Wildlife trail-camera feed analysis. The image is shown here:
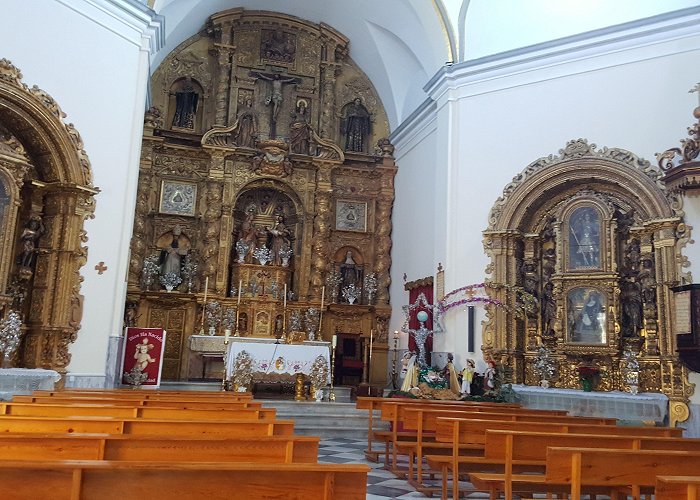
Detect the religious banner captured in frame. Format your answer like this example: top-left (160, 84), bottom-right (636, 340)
top-left (120, 328), bottom-right (166, 388)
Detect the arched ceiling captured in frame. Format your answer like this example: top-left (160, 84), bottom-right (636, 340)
top-left (149, 0), bottom-right (455, 130)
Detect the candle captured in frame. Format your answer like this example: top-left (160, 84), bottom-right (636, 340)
top-left (224, 328), bottom-right (231, 342)
top-left (236, 279), bottom-right (242, 307)
top-left (283, 283), bottom-right (287, 309)
top-left (203, 276), bottom-right (209, 303)
top-left (332, 334), bottom-right (337, 348)
top-left (369, 329), bottom-right (374, 359)
top-left (320, 286), bottom-right (325, 310)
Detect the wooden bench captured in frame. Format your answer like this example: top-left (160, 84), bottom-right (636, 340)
top-left (0, 402), bottom-right (276, 420)
top-left (13, 395), bottom-right (263, 409)
top-left (0, 415), bottom-right (295, 436)
top-left (0, 433), bottom-right (320, 463)
top-left (396, 407), bottom-right (614, 495)
top-left (656, 475), bottom-right (700, 500)
top-left (461, 430), bottom-right (700, 500)
top-left (355, 396), bottom-right (520, 461)
top-left (0, 460), bottom-right (369, 499)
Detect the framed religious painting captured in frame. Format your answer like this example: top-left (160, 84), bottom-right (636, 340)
top-left (566, 286), bottom-right (607, 344)
top-left (159, 180), bottom-right (197, 216)
top-left (567, 205), bottom-right (602, 271)
top-left (335, 200), bottom-right (367, 232)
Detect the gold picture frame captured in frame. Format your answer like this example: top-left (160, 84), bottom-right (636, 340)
top-left (159, 180), bottom-right (197, 216)
top-left (335, 200), bottom-right (367, 232)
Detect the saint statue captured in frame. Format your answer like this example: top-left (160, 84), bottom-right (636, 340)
top-left (289, 99), bottom-right (311, 154)
top-left (17, 216), bottom-right (45, 269)
top-left (234, 97), bottom-right (258, 148)
top-left (159, 226), bottom-right (188, 278)
top-left (341, 98), bottom-right (371, 152)
top-left (172, 84), bottom-right (199, 129)
top-left (266, 215), bottom-right (291, 266)
top-left (252, 72), bottom-right (298, 123)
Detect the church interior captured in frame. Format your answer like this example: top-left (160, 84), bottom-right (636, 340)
top-left (2, 1), bottom-right (700, 498)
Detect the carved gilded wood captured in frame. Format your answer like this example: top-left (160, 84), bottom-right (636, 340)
top-left (0, 59), bottom-right (97, 373)
top-left (484, 139), bottom-right (694, 422)
top-left (128, 10), bottom-right (395, 384)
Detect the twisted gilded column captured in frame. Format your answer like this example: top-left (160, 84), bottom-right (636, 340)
top-left (319, 62), bottom-right (340, 140)
top-left (309, 163), bottom-right (333, 296)
top-left (213, 22), bottom-right (233, 126)
top-left (374, 163), bottom-right (396, 305)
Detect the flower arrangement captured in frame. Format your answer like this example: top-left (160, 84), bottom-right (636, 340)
top-left (436, 282), bottom-right (535, 319)
top-left (141, 254), bottom-right (160, 290)
top-left (159, 272), bottom-right (182, 292)
top-left (253, 246), bottom-right (272, 266)
top-left (533, 345), bottom-right (556, 386)
top-left (342, 283), bottom-right (359, 304)
top-left (0, 311), bottom-right (23, 367)
top-left (363, 273), bottom-right (378, 304)
top-left (181, 255), bottom-right (198, 293)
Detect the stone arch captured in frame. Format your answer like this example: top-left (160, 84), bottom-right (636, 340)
top-left (483, 139), bottom-right (693, 413)
top-left (0, 59), bottom-right (97, 372)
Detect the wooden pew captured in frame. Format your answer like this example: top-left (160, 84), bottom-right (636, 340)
top-left (33, 389), bottom-right (252, 398)
top-left (0, 433), bottom-right (319, 463)
top-left (355, 396), bottom-right (520, 461)
top-left (397, 407), bottom-right (614, 495)
top-left (544, 447), bottom-right (700, 500)
top-left (435, 417), bottom-right (682, 500)
top-left (656, 475), bottom-right (700, 500)
top-left (0, 460), bottom-right (369, 500)
top-left (13, 395), bottom-right (263, 409)
top-left (0, 402), bottom-right (277, 420)
top-left (0, 416), bottom-right (295, 436)
top-left (377, 400), bottom-right (564, 471)
top-left (463, 430), bottom-right (700, 500)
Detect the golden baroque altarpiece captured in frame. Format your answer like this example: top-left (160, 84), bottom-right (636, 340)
top-left (483, 139), bottom-right (695, 423)
top-left (0, 59), bottom-right (97, 374)
top-left (126, 9), bottom-right (395, 382)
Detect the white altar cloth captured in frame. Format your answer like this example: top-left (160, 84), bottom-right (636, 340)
top-left (511, 384), bottom-right (669, 424)
top-left (0, 368), bottom-right (62, 400)
top-left (224, 340), bottom-right (331, 384)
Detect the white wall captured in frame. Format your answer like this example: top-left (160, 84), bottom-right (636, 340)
top-left (0, 0), bottom-right (162, 385)
top-left (462, 0), bottom-right (700, 61)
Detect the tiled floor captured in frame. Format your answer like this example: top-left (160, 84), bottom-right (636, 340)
top-left (317, 438), bottom-right (489, 499)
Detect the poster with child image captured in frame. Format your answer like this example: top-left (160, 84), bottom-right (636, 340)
top-left (121, 327), bottom-right (166, 388)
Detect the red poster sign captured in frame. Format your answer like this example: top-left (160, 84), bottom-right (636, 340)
top-left (121, 327), bottom-right (166, 388)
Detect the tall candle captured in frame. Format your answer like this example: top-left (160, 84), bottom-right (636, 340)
top-left (236, 279), bottom-right (242, 306)
top-left (203, 276), bottom-right (209, 303)
top-left (320, 286), bottom-right (325, 310)
top-left (369, 329), bottom-right (374, 359)
top-left (224, 328), bottom-right (231, 342)
top-left (283, 283), bottom-right (287, 309)
top-left (332, 334), bottom-right (337, 348)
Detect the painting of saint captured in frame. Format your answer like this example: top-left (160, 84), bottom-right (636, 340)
top-left (568, 206), bottom-right (601, 270)
top-left (567, 287), bottom-right (606, 344)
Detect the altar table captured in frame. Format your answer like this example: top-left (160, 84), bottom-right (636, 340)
top-left (511, 384), bottom-right (669, 425)
top-left (224, 338), bottom-right (331, 386)
top-left (0, 368), bottom-right (61, 400)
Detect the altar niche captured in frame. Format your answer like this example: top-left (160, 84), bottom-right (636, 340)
top-left (483, 139), bottom-right (693, 422)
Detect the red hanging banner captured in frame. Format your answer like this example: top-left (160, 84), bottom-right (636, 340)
top-left (120, 327), bottom-right (167, 388)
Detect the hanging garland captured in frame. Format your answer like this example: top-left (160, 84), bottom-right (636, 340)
top-left (437, 282), bottom-right (536, 318)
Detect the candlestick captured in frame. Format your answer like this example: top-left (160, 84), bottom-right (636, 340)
top-left (283, 283), bottom-right (287, 309)
top-left (224, 328), bottom-right (231, 343)
top-left (368, 328), bottom-right (374, 383)
top-left (199, 276), bottom-right (210, 335)
top-left (203, 276), bottom-right (209, 302)
top-left (235, 279), bottom-right (242, 337)
top-left (332, 334), bottom-right (337, 348)
top-left (320, 286), bottom-right (325, 310)
top-left (236, 279), bottom-right (242, 306)
top-left (319, 285), bottom-right (325, 340)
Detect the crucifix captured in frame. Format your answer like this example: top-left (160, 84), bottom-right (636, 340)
top-left (250, 71), bottom-right (299, 138)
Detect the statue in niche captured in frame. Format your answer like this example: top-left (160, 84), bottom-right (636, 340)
top-left (236, 210), bottom-right (260, 264)
top-left (339, 250), bottom-right (361, 287)
top-left (620, 278), bottom-right (642, 337)
top-left (265, 215), bottom-right (291, 266)
top-left (251, 72), bottom-right (299, 123)
top-left (233, 97), bottom-right (258, 148)
top-left (17, 216), bottom-right (45, 270)
top-left (541, 282), bottom-right (557, 338)
top-left (569, 208), bottom-right (600, 269)
top-left (341, 98), bottom-right (371, 152)
top-left (159, 226), bottom-right (188, 278)
top-left (569, 288), bottom-right (605, 343)
top-left (289, 99), bottom-right (311, 154)
top-left (260, 29), bottom-right (296, 63)
top-left (172, 83), bottom-right (199, 129)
